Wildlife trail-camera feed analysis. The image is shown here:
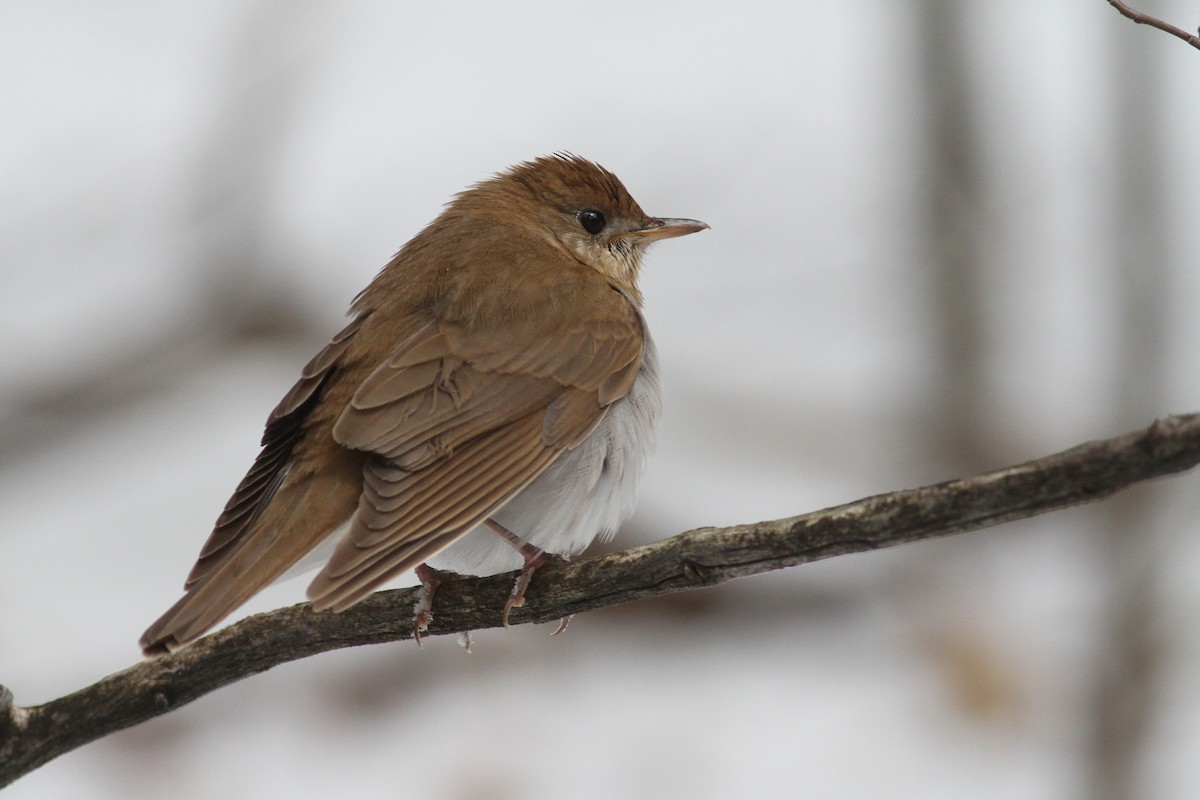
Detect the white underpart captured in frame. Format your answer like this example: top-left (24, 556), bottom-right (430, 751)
top-left (278, 331), bottom-right (661, 583)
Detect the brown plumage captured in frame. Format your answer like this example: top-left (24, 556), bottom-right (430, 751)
top-left (140, 154), bottom-right (706, 655)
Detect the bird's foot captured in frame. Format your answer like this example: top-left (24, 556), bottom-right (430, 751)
top-left (413, 563), bottom-right (461, 647)
top-left (482, 518), bottom-right (571, 632)
top-left (503, 545), bottom-right (567, 628)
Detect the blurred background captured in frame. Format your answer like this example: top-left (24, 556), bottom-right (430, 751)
top-left (3, 1), bottom-right (1199, 798)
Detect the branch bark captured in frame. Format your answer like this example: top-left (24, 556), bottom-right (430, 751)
top-left (1106, 0), bottom-right (1200, 51)
top-left (4, 413), bottom-right (1200, 787)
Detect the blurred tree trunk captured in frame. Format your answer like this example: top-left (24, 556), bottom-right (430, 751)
top-left (1086, 20), bottom-right (1171, 800)
top-left (907, 0), bottom-right (1035, 740)
top-left (915, 0), bottom-right (993, 476)
top-left (183, 0), bottom-right (336, 344)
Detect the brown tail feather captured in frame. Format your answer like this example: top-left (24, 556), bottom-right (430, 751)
top-left (140, 461), bottom-right (360, 656)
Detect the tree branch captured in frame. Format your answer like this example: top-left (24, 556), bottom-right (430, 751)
top-left (1106, 0), bottom-right (1200, 51)
top-left (4, 413), bottom-right (1200, 787)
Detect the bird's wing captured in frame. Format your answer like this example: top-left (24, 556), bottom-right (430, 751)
top-left (306, 292), bottom-right (644, 611)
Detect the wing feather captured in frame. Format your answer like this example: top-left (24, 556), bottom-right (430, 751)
top-left (183, 317), bottom-right (363, 588)
top-left (306, 290), bottom-right (645, 612)
top-left (308, 410), bottom-right (558, 609)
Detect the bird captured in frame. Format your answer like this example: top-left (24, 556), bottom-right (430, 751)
top-left (140, 154), bottom-right (708, 656)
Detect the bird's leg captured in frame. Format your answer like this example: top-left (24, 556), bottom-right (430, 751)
top-left (483, 519), bottom-right (569, 629)
top-left (550, 614), bottom-right (573, 636)
top-left (412, 563), bottom-right (460, 647)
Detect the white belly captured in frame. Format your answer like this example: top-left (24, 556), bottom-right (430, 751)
top-left (426, 334), bottom-right (662, 575)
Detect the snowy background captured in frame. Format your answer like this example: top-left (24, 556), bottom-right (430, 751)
top-left (3, 2), bottom-right (1200, 798)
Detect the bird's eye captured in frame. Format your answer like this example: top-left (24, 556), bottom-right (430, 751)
top-left (578, 209), bottom-right (606, 235)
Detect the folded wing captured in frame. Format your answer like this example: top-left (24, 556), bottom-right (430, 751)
top-left (307, 294), bottom-right (644, 611)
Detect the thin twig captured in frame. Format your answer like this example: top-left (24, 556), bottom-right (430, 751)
top-left (3, 413), bottom-right (1200, 787)
top-left (1106, 0), bottom-right (1200, 51)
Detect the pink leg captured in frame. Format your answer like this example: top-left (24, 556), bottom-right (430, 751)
top-left (412, 563), bottom-right (459, 647)
top-left (483, 519), bottom-right (568, 629)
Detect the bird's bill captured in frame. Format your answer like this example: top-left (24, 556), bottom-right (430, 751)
top-left (628, 217), bottom-right (710, 242)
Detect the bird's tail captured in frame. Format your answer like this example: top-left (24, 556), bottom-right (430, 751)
top-left (139, 465), bottom-right (358, 656)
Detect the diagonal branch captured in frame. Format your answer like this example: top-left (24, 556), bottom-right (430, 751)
top-left (1106, 0), bottom-right (1200, 51)
top-left (4, 413), bottom-right (1200, 787)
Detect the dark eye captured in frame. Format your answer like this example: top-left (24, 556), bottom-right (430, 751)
top-left (578, 209), bottom-right (606, 235)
